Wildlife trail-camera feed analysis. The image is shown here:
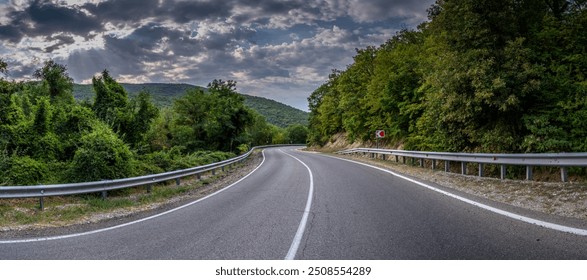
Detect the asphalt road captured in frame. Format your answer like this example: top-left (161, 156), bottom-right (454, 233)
top-left (1, 146), bottom-right (586, 259)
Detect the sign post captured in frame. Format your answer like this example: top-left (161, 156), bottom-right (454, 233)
top-left (375, 130), bottom-right (385, 149)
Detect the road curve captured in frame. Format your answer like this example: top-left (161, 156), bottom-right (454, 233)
top-left (1, 147), bottom-right (586, 259)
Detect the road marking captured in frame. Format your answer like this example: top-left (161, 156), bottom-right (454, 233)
top-left (326, 155), bottom-right (587, 236)
top-left (0, 150), bottom-right (269, 244)
top-left (280, 149), bottom-right (314, 260)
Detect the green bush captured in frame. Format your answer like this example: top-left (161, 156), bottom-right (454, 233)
top-left (1, 156), bottom-right (48, 185)
top-left (67, 123), bottom-right (134, 182)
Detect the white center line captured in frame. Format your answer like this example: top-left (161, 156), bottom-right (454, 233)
top-left (280, 149), bottom-right (314, 260)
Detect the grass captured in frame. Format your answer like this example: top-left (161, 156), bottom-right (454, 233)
top-left (0, 161), bottom-right (246, 230)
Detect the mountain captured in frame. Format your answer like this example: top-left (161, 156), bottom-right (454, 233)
top-left (73, 83), bottom-right (308, 127)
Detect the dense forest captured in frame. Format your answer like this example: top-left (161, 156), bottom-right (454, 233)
top-left (0, 60), bottom-right (308, 185)
top-left (308, 0), bottom-right (587, 153)
top-left (73, 83), bottom-right (309, 127)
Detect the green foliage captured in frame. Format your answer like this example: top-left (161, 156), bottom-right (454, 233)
top-left (67, 122), bottom-right (134, 182)
top-left (33, 59), bottom-right (75, 104)
top-left (91, 71), bottom-right (158, 148)
top-left (247, 111), bottom-right (276, 146)
top-left (285, 124), bottom-right (309, 144)
top-left (171, 80), bottom-right (254, 152)
top-left (308, 0), bottom-right (587, 153)
top-left (0, 60), bottom-right (294, 186)
top-left (1, 156), bottom-right (48, 185)
top-left (92, 70), bottom-right (128, 123)
top-left (0, 58), bottom-right (7, 74)
top-left (73, 83), bottom-right (308, 128)
top-left (139, 148), bottom-right (235, 172)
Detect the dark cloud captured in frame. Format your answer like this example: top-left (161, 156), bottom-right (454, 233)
top-left (0, 0), bottom-right (435, 110)
top-left (166, 0), bottom-right (233, 23)
top-left (25, 0), bottom-right (102, 36)
top-left (82, 0), bottom-right (160, 22)
top-left (44, 33), bottom-right (76, 53)
top-left (0, 0), bottom-right (101, 42)
top-left (0, 25), bottom-right (21, 43)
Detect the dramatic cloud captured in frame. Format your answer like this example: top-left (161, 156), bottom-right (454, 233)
top-left (0, 0), bottom-right (435, 110)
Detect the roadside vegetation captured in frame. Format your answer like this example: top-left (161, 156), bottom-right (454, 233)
top-left (0, 59), bottom-right (308, 186)
top-left (308, 0), bottom-right (587, 154)
top-left (0, 156), bottom-right (256, 229)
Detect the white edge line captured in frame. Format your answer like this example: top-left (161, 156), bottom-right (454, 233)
top-left (280, 149), bottom-right (314, 260)
top-left (0, 150), bottom-right (268, 244)
top-left (323, 154), bottom-right (587, 237)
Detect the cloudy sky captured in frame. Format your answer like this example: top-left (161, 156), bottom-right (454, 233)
top-left (0, 0), bottom-right (434, 110)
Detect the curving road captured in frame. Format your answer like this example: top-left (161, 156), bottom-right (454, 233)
top-left (1, 146), bottom-right (586, 259)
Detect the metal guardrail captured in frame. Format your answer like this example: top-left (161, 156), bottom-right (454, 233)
top-left (0, 145), bottom-right (303, 209)
top-left (338, 148), bottom-right (587, 182)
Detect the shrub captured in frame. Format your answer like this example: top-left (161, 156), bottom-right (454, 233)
top-left (1, 156), bottom-right (48, 185)
top-left (67, 123), bottom-right (134, 182)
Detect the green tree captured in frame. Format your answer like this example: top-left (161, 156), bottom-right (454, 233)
top-left (123, 91), bottom-right (159, 149)
top-left (247, 111), bottom-right (277, 146)
top-left (172, 80), bottom-right (254, 152)
top-left (92, 70), bottom-right (128, 124)
top-left (285, 124), bottom-right (308, 144)
top-left (33, 59), bottom-right (75, 104)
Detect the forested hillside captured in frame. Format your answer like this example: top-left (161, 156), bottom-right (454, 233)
top-left (242, 95), bottom-right (308, 127)
top-left (73, 83), bottom-right (309, 128)
top-left (1, 61), bottom-right (308, 185)
top-left (308, 0), bottom-right (587, 153)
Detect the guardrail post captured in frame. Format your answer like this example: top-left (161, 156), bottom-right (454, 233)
top-left (500, 165), bottom-right (506, 179)
top-left (212, 169), bottom-right (216, 176)
top-left (402, 157), bottom-right (406, 164)
top-left (561, 167), bottom-right (568, 182)
top-left (197, 174), bottom-right (201, 180)
top-left (526, 166), bottom-right (533, 180)
top-left (445, 161), bottom-right (450, 172)
top-left (432, 159), bottom-right (436, 170)
top-left (382, 154), bottom-right (386, 161)
top-left (419, 158), bottom-right (424, 167)
top-left (395, 155), bottom-right (399, 162)
top-left (176, 178), bottom-right (181, 186)
top-left (39, 190), bottom-right (44, 211)
top-left (101, 191), bottom-right (107, 200)
top-left (478, 163), bottom-right (484, 177)
top-left (461, 162), bottom-right (467, 175)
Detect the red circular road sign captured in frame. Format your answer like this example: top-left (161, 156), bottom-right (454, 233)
top-left (375, 130), bottom-right (385, 138)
